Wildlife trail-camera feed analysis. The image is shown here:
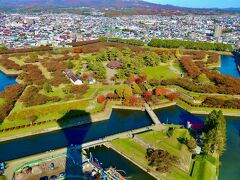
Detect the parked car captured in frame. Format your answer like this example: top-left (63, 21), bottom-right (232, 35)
top-left (59, 172), bottom-right (66, 178)
top-left (0, 163), bottom-right (6, 170)
top-left (50, 175), bottom-right (57, 180)
top-left (40, 176), bottom-right (48, 180)
top-left (50, 163), bottom-right (55, 170)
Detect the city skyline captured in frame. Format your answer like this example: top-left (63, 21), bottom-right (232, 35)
top-left (146, 0), bottom-right (240, 8)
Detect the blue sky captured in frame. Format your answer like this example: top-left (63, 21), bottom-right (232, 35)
top-left (145, 0), bottom-right (240, 8)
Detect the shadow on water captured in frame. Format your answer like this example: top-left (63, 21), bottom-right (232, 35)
top-left (0, 109), bottom-right (152, 161)
top-left (57, 110), bottom-right (155, 180)
top-left (87, 146), bottom-right (156, 180)
top-left (0, 108), bottom-right (156, 179)
top-left (56, 110), bottom-right (91, 179)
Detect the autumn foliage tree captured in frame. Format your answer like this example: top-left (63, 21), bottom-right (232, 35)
top-left (97, 95), bottom-right (106, 103)
top-left (180, 56), bottom-right (200, 78)
top-left (155, 87), bottom-right (168, 96)
top-left (0, 84), bottom-right (25, 121)
top-left (143, 91), bottom-right (153, 101)
top-left (69, 84), bottom-right (89, 95)
top-left (123, 87), bottom-right (133, 99)
top-left (73, 47), bottom-right (84, 53)
top-left (20, 86), bottom-right (49, 107)
top-left (18, 64), bottom-right (47, 86)
top-left (166, 92), bottom-right (180, 101)
top-left (106, 92), bottom-right (116, 99)
top-left (127, 75), bottom-right (137, 84)
top-left (0, 57), bottom-right (21, 70)
top-left (123, 96), bottom-right (142, 106)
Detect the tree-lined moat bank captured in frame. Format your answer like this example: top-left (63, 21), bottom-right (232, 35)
top-left (233, 49), bottom-right (240, 73)
top-left (1, 98), bottom-right (240, 142)
top-left (0, 39), bottom-right (240, 180)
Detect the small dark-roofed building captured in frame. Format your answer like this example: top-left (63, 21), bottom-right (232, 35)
top-left (63, 69), bottom-right (83, 85)
top-left (107, 60), bottom-right (123, 69)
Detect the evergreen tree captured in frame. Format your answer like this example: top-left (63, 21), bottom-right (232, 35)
top-left (67, 61), bottom-right (74, 69)
top-left (215, 111), bottom-right (226, 155)
top-left (43, 82), bottom-right (53, 93)
top-left (142, 52), bottom-right (159, 66)
top-left (203, 110), bottom-right (226, 156)
top-left (96, 51), bottom-right (108, 61)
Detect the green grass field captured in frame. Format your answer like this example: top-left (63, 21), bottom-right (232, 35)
top-left (192, 160), bottom-right (216, 180)
top-left (110, 130), bottom-right (194, 180)
top-left (176, 98), bottom-right (240, 115)
top-left (0, 175), bottom-right (6, 180)
top-left (0, 98), bottom-right (4, 106)
top-left (8, 56), bottom-right (26, 66)
top-left (110, 138), bottom-right (164, 178)
top-left (167, 167), bottom-right (192, 180)
top-left (139, 129), bottom-right (191, 161)
top-left (35, 62), bottom-right (52, 79)
top-left (5, 99), bottom-right (89, 122)
top-left (172, 61), bottom-right (184, 73)
top-left (40, 84), bottom-right (67, 98)
top-left (111, 138), bottom-right (148, 166)
top-left (142, 65), bottom-right (179, 80)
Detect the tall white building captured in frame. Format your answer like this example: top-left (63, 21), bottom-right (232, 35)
top-left (214, 25), bottom-right (223, 38)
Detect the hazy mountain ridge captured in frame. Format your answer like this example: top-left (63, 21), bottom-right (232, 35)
top-left (0, 0), bottom-right (181, 10)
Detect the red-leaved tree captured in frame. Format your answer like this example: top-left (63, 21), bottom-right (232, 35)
top-left (97, 95), bottom-right (106, 103)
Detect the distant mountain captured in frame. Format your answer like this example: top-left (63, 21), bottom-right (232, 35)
top-left (0, 0), bottom-right (181, 10)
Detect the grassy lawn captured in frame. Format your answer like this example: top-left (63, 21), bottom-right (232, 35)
top-left (8, 56), bottom-right (26, 66)
top-left (177, 98), bottom-right (240, 114)
top-left (40, 84), bottom-right (67, 98)
top-left (167, 83), bottom-right (240, 99)
top-left (208, 61), bottom-right (221, 69)
top-left (1, 83), bottom-right (119, 132)
top-left (98, 84), bottom-right (127, 91)
top-left (0, 65), bottom-right (20, 74)
top-left (0, 175), bottom-right (6, 180)
top-left (0, 98), bottom-right (4, 106)
top-left (5, 99), bottom-right (89, 122)
top-left (0, 99), bottom-right (92, 138)
top-left (0, 120), bottom-right (59, 138)
top-left (35, 62), bottom-right (52, 79)
top-left (111, 138), bottom-right (148, 166)
top-left (110, 136), bottom-right (193, 179)
top-left (167, 85), bottom-right (204, 97)
top-left (110, 138), bottom-right (163, 178)
top-left (142, 65), bottom-right (179, 80)
top-left (89, 103), bottom-right (103, 114)
top-left (207, 55), bottom-right (221, 69)
top-left (167, 167), bottom-right (192, 180)
top-left (139, 129), bottom-right (192, 161)
top-left (192, 160), bottom-right (216, 180)
top-left (113, 129), bottom-right (216, 180)
top-left (83, 86), bottom-right (99, 99)
top-left (172, 61), bottom-right (184, 73)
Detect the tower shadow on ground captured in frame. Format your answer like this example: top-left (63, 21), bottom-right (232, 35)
top-left (53, 109), bottom-right (95, 179)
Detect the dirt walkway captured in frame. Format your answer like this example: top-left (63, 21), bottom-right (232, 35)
top-left (169, 59), bottom-right (181, 75)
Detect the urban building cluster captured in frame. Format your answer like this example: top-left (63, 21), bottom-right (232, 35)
top-left (0, 12), bottom-right (239, 48)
